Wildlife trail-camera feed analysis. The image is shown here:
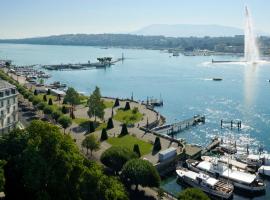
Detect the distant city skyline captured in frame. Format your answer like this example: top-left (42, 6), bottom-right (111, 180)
top-left (0, 0), bottom-right (269, 38)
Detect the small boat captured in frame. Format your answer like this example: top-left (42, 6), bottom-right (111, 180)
top-left (212, 78), bottom-right (223, 81)
top-left (186, 159), bottom-right (265, 193)
top-left (258, 166), bottom-right (270, 176)
top-left (176, 167), bottom-right (234, 199)
top-left (172, 52), bottom-right (179, 56)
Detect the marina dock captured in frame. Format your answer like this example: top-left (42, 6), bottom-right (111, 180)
top-left (43, 57), bottom-right (124, 70)
top-left (151, 115), bottom-right (205, 137)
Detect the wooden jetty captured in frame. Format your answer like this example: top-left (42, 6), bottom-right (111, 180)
top-left (220, 119), bottom-right (241, 130)
top-left (151, 115), bottom-right (205, 137)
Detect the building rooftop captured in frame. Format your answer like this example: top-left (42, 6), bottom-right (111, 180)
top-left (0, 79), bottom-right (15, 90)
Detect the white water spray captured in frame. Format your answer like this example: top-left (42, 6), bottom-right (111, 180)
top-left (244, 6), bottom-right (260, 63)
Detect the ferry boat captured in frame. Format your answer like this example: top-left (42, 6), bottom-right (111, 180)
top-left (212, 78), bottom-right (223, 81)
top-left (176, 167), bottom-right (234, 199)
top-left (186, 159), bottom-right (265, 192)
top-left (201, 156), bottom-right (256, 174)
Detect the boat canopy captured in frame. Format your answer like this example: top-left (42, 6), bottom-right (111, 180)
top-left (197, 161), bottom-right (256, 184)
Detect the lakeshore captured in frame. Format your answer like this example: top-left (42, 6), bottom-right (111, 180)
top-left (1, 43), bottom-right (270, 199)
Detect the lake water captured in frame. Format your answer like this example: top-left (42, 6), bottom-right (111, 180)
top-left (1, 43), bottom-right (270, 199)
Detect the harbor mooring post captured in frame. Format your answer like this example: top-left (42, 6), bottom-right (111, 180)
top-left (221, 119), bottom-right (223, 128)
top-left (231, 120), bottom-right (233, 129)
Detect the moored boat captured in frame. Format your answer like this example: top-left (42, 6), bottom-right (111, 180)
top-left (186, 159), bottom-right (265, 193)
top-left (176, 167), bottom-right (234, 199)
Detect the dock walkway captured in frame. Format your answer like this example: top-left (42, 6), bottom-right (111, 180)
top-left (151, 115), bottom-right (205, 137)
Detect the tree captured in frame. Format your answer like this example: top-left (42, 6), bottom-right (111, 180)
top-left (48, 98), bottom-right (53, 105)
top-left (47, 89), bottom-right (51, 95)
top-left (0, 160), bottom-right (6, 192)
top-left (100, 147), bottom-right (137, 174)
top-left (153, 137), bottom-right (162, 152)
top-left (114, 98), bottom-right (120, 107)
top-left (100, 128), bottom-right (108, 141)
top-left (178, 188), bottom-right (210, 200)
top-left (82, 135), bottom-right (100, 155)
top-left (61, 105), bottom-right (69, 114)
top-left (58, 115), bottom-right (72, 133)
top-left (34, 90), bottom-right (38, 96)
top-left (124, 102), bottom-right (130, 110)
top-left (52, 111), bottom-right (62, 122)
top-left (88, 86), bottom-right (105, 122)
top-left (106, 117), bottom-right (114, 129)
top-left (121, 159), bottom-right (161, 190)
top-left (98, 176), bottom-right (128, 200)
top-left (43, 105), bottom-right (53, 115)
top-left (43, 94), bottom-right (47, 102)
top-left (32, 97), bottom-right (41, 106)
top-left (0, 121), bottom-right (127, 200)
top-left (120, 124), bottom-right (128, 136)
top-left (64, 87), bottom-right (80, 118)
top-left (133, 144), bottom-right (141, 157)
top-left (88, 121), bottom-right (95, 134)
top-left (37, 102), bottom-right (46, 110)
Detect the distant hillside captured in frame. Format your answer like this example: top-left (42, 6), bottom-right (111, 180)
top-left (132, 24), bottom-right (244, 37)
top-left (0, 34), bottom-right (246, 51)
top-left (1, 34), bottom-right (269, 54)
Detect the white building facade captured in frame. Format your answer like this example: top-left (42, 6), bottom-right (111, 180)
top-left (0, 79), bottom-right (18, 134)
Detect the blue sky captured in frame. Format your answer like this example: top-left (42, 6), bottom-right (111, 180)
top-left (0, 0), bottom-right (269, 38)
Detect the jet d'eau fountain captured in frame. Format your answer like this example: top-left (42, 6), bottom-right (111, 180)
top-left (244, 6), bottom-right (260, 63)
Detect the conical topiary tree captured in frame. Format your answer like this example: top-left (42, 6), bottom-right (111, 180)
top-left (89, 121), bottom-right (95, 133)
top-left (62, 105), bottom-right (69, 114)
top-left (48, 98), bottom-right (53, 105)
top-left (124, 102), bottom-right (131, 110)
top-left (43, 94), bottom-right (47, 102)
top-left (153, 137), bottom-right (162, 152)
top-left (34, 90), bottom-right (38, 96)
top-left (133, 144), bottom-right (141, 157)
top-left (100, 128), bottom-right (108, 141)
top-left (107, 117), bottom-right (114, 129)
top-left (114, 98), bottom-right (120, 107)
top-left (47, 89), bottom-right (51, 95)
top-left (120, 124), bottom-right (128, 136)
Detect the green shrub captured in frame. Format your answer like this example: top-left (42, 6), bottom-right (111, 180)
top-left (133, 144), bottom-right (141, 157)
top-left (107, 117), bottom-right (114, 129)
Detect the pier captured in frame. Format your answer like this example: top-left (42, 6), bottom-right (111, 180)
top-left (151, 115), bottom-right (205, 137)
top-left (220, 119), bottom-right (241, 130)
top-left (43, 56), bottom-right (124, 70)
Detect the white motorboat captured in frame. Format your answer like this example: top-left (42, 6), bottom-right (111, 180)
top-left (176, 167), bottom-right (234, 199)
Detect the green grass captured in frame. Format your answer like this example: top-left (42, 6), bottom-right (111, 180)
top-left (73, 118), bottom-right (107, 131)
top-left (113, 108), bottom-right (143, 125)
top-left (37, 94), bottom-right (57, 101)
top-left (107, 135), bottom-right (152, 156)
top-left (73, 118), bottom-right (89, 125)
top-left (103, 100), bottom-right (114, 108)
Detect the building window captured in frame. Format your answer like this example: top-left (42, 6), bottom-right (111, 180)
top-left (0, 92), bottom-right (3, 97)
top-left (0, 101), bottom-right (3, 107)
top-left (5, 90), bottom-right (10, 96)
top-left (11, 89), bottom-right (16, 94)
top-left (7, 117), bottom-right (10, 124)
top-left (13, 97), bottom-right (16, 104)
top-left (7, 99), bottom-right (10, 105)
top-left (13, 115), bottom-right (16, 122)
top-left (13, 105), bottom-right (16, 112)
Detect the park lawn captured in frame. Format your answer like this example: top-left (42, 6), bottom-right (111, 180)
top-left (113, 109), bottom-right (143, 125)
top-left (37, 94), bottom-right (57, 101)
top-left (107, 135), bottom-right (152, 156)
top-left (103, 100), bottom-right (114, 108)
top-left (73, 118), bottom-right (107, 130)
